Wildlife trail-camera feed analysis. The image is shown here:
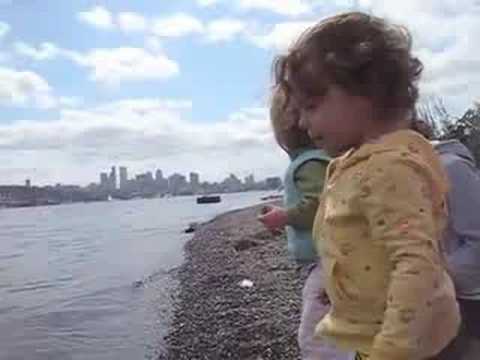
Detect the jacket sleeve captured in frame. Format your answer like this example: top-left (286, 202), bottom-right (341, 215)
top-left (286, 159), bottom-right (327, 229)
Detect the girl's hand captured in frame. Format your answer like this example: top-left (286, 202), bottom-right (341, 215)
top-left (257, 206), bottom-right (288, 231)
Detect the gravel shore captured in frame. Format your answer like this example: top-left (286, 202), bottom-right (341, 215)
top-left (160, 204), bottom-right (308, 360)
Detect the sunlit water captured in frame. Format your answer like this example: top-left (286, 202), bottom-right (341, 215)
top-left (0, 191), bottom-right (276, 360)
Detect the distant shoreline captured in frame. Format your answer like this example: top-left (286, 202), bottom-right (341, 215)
top-left (0, 190), bottom-right (282, 210)
top-left (160, 202), bottom-right (306, 360)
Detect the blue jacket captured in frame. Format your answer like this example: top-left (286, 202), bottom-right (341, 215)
top-left (284, 148), bottom-right (330, 263)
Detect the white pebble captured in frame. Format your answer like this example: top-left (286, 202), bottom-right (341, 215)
top-left (239, 279), bottom-right (254, 288)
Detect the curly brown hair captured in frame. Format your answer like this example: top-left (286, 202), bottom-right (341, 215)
top-left (273, 12), bottom-right (423, 121)
top-left (270, 86), bottom-right (313, 153)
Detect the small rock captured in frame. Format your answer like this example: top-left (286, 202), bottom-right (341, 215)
top-left (234, 239), bottom-right (259, 251)
top-left (239, 279), bottom-right (254, 288)
top-left (184, 222), bottom-right (198, 233)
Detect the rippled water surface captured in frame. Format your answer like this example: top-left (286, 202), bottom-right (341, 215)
top-left (0, 192), bottom-right (273, 360)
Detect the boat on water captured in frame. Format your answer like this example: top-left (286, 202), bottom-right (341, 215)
top-left (196, 195), bottom-right (221, 204)
top-left (261, 194), bottom-right (283, 201)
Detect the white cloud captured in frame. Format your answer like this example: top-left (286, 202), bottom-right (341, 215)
top-left (77, 5), bottom-right (114, 29)
top-left (205, 19), bottom-right (247, 42)
top-left (65, 47), bottom-right (179, 85)
top-left (197, 0), bottom-right (221, 6)
top-left (250, 21), bottom-right (314, 51)
top-left (76, 6), bottom-right (252, 44)
top-left (0, 21), bottom-right (9, 38)
top-left (238, 0), bottom-right (312, 16)
top-left (358, 0), bottom-right (480, 18)
top-left (196, 0), bottom-right (315, 15)
top-left (10, 41), bottom-right (179, 85)
top-left (353, 0), bottom-right (480, 113)
top-left (14, 42), bottom-right (61, 61)
top-left (151, 13), bottom-right (204, 38)
top-left (246, 0), bottom-right (479, 113)
top-left (0, 98), bottom-right (285, 185)
top-left (117, 12), bottom-right (148, 33)
top-left (78, 7), bottom-right (206, 39)
top-left (0, 67), bottom-right (57, 109)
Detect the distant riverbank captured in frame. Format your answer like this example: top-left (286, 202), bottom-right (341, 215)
top-left (0, 190), bottom-right (282, 210)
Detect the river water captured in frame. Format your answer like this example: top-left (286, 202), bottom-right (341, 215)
top-left (0, 191), bottom-right (275, 360)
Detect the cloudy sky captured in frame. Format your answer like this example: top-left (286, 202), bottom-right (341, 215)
top-left (0, 0), bottom-right (479, 186)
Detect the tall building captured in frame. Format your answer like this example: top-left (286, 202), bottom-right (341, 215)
top-left (135, 173), bottom-right (154, 185)
top-left (146, 171), bottom-right (154, 182)
top-left (119, 167), bottom-right (128, 190)
top-left (135, 172), bottom-right (156, 195)
top-left (222, 174), bottom-right (243, 193)
top-left (244, 174), bottom-right (255, 189)
top-left (109, 166), bottom-right (117, 191)
top-left (190, 172), bottom-right (200, 193)
top-left (168, 173), bottom-right (187, 196)
top-left (155, 169), bottom-right (168, 194)
top-left (100, 173), bottom-right (109, 188)
top-left (189, 172), bottom-right (199, 185)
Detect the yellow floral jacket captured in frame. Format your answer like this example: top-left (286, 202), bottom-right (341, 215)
top-left (314, 130), bottom-right (461, 360)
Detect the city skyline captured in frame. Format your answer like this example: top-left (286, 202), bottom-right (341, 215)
top-left (0, 164), bottom-right (282, 208)
top-left (96, 165), bottom-right (282, 195)
top-left (3, 164), bottom-right (281, 192)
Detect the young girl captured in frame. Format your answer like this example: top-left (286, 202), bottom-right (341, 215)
top-left (274, 12), bottom-right (461, 360)
top-left (259, 87), bottom-right (352, 360)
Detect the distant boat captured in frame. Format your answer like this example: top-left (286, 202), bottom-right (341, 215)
top-left (196, 195), bottom-right (221, 204)
top-left (261, 195), bottom-right (283, 201)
